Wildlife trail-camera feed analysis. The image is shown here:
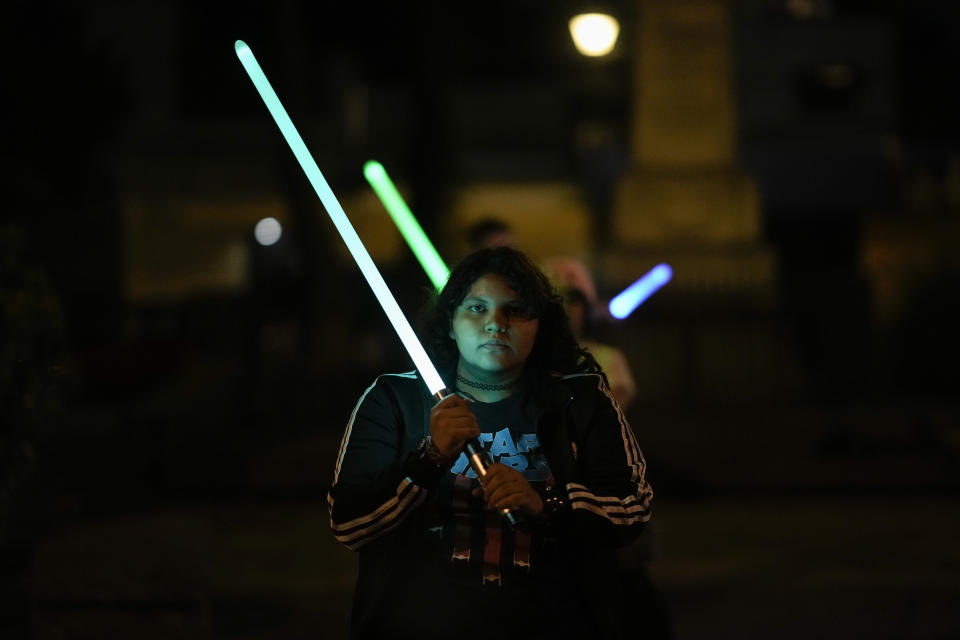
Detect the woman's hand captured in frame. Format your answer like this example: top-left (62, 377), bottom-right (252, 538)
top-left (430, 394), bottom-right (481, 459)
top-left (476, 463), bottom-right (544, 517)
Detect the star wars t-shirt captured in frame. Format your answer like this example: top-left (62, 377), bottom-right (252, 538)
top-left (361, 386), bottom-right (598, 638)
top-left (426, 389), bottom-right (553, 587)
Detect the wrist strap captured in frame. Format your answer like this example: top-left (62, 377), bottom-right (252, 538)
top-left (421, 436), bottom-right (456, 470)
top-left (405, 437), bottom-right (455, 488)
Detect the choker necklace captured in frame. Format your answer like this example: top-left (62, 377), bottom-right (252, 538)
top-left (455, 374), bottom-right (517, 392)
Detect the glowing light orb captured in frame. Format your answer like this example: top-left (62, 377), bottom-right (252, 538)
top-left (254, 217), bottom-right (282, 246)
top-left (235, 40), bottom-right (446, 395)
top-left (609, 264), bottom-right (673, 319)
top-left (363, 160), bottom-right (450, 291)
top-left (569, 13), bottom-right (620, 57)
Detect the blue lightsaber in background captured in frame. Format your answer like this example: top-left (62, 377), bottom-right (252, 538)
top-left (235, 40), bottom-right (519, 526)
top-left (609, 263), bottom-right (673, 319)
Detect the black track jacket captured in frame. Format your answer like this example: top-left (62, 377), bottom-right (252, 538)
top-left (328, 371), bottom-right (654, 638)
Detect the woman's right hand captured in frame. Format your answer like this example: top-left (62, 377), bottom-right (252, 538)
top-left (430, 394), bottom-right (481, 458)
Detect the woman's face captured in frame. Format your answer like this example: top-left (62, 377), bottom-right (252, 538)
top-left (449, 273), bottom-right (539, 381)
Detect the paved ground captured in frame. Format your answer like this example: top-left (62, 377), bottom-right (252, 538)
top-left (5, 385), bottom-right (958, 638)
top-left (649, 497), bottom-right (960, 639)
top-left (16, 494), bottom-right (959, 639)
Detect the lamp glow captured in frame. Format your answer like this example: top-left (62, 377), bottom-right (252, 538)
top-left (363, 160), bottom-right (450, 291)
top-left (609, 264), bottom-right (673, 319)
top-left (235, 40), bottom-right (445, 395)
top-left (569, 13), bottom-right (620, 57)
top-left (254, 217), bottom-right (282, 246)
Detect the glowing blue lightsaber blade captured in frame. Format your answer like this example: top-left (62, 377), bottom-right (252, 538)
top-left (236, 40), bottom-right (521, 527)
top-left (234, 40), bottom-right (445, 395)
top-left (609, 263), bottom-right (673, 319)
top-left (363, 160), bottom-right (450, 292)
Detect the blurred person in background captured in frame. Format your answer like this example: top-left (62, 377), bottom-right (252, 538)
top-left (465, 216), bottom-right (517, 251)
top-left (560, 286), bottom-right (636, 411)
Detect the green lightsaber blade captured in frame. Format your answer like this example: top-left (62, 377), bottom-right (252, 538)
top-left (234, 40), bottom-right (446, 395)
top-left (363, 160), bottom-right (450, 291)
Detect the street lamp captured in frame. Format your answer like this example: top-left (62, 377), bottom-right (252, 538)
top-left (569, 13), bottom-right (620, 57)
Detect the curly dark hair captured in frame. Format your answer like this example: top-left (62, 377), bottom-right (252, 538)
top-left (420, 247), bottom-right (601, 391)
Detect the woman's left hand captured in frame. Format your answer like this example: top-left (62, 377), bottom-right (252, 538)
top-left (475, 463), bottom-right (544, 516)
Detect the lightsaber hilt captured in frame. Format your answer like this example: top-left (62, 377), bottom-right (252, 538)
top-left (434, 389), bottom-right (524, 528)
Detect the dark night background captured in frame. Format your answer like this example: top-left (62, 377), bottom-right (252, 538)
top-left (2, 0), bottom-right (959, 638)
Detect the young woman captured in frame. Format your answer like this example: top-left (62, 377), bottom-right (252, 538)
top-left (328, 247), bottom-right (653, 638)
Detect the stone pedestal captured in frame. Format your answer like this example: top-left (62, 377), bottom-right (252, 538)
top-left (603, 0), bottom-right (775, 302)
